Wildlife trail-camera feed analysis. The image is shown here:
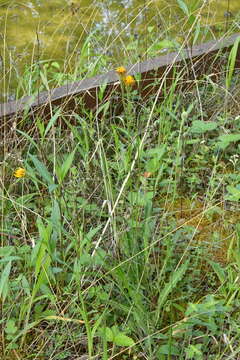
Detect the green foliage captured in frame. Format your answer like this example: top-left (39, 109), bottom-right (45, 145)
top-left (216, 134), bottom-right (240, 150)
top-left (101, 325), bottom-right (135, 347)
top-left (225, 184), bottom-right (240, 201)
top-left (1, 23), bottom-right (240, 359)
top-left (190, 120), bottom-right (217, 134)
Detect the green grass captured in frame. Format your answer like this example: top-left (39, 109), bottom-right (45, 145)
top-left (1, 2), bottom-right (240, 359)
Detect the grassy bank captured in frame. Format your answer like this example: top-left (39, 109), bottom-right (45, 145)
top-left (1, 9), bottom-right (240, 360)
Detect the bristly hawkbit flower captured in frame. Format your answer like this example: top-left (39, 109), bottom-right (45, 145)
top-left (123, 75), bottom-right (136, 86)
top-left (116, 66), bottom-right (127, 75)
top-left (14, 167), bottom-right (26, 178)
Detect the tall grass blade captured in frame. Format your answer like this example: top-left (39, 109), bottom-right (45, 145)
top-left (176, 0), bottom-right (189, 16)
top-left (226, 36), bottom-right (240, 90)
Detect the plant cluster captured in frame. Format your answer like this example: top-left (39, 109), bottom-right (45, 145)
top-left (1, 1), bottom-right (240, 359)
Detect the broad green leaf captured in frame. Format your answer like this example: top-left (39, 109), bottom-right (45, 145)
top-left (0, 246), bottom-right (15, 257)
top-left (145, 145), bottom-right (166, 160)
top-left (104, 326), bottom-right (134, 347)
top-left (105, 327), bottom-right (114, 342)
top-left (57, 148), bottom-right (76, 183)
top-left (146, 158), bottom-right (159, 172)
top-left (225, 185), bottom-right (240, 201)
top-left (156, 260), bottom-right (189, 320)
top-left (158, 344), bottom-right (180, 356)
top-left (207, 260), bottom-right (225, 284)
top-left (154, 39), bottom-right (176, 51)
top-left (0, 261), bottom-right (12, 301)
top-left (190, 120), bottom-right (217, 133)
top-left (29, 154), bottom-right (53, 185)
top-left (32, 254), bottom-right (51, 298)
top-left (51, 199), bottom-right (61, 229)
top-left (114, 333), bottom-right (135, 347)
top-left (217, 134), bottom-right (240, 149)
top-left (218, 134), bottom-right (240, 143)
top-left (128, 191), bottom-right (154, 206)
top-left (0, 256), bottom-right (21, 263)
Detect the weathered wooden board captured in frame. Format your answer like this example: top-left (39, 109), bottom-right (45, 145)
top-left (1, 33), bottom-right (240, 123)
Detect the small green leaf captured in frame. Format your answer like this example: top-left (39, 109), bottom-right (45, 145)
top-left (5, 320), bottom-right (18, 335)
top-left (105, 327), bottom-right (114, 342)
top-left (51, 62), bottom-right (60, 69)
top-left (114, 333), bottom-right (135, 347)
top-left (225, 185), bottom-right (240, 201)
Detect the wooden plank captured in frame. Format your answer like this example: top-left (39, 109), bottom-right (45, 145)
top-left (1, 32), bottom-right (240, 122)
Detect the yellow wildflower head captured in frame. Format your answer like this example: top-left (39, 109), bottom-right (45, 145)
top-left (123, 75), bottom-right (136, 86)
top-left (116, 66), bottom-right (127, 75)
top-left (14, 167), bottom-right (26, 178)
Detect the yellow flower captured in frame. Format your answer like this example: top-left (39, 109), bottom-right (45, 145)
top-left (116, 66), bottom-right (127, 75)
top-left (14, 168), bottom-right (26, 178)
top-left (123, 75), bottom-right (136, 86)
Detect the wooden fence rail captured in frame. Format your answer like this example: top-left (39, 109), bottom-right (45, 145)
top-left (1, 33), bottom-right (240, 123)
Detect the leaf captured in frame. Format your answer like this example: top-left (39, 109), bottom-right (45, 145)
top-left (0, 246), bottom-right (15, 257)
top-left (29, 154), bottom-right (53, 185)
top-left (0, 256), bottom-right (21, 263)
top-left (146, 158), bottom-right (160, 172)
top-left (105, 327), bottom-right (114, 342)
top-left (226, 36), bottom-right (240, 89)
top-left (5, 320), bottom-right (18, 335)
top-left (79, 253), bottom-right (93, 266)
top-left (158, 344), bottom-right (180, 356)
top-left (225, 185), bottom-right (240, 201)
top-left (176, 0), bottom-right (189, 16)
top-left (16, 129), bottom-right (39, 150)
top-left (154, 39), bottom-right (176, 51)
top-left (57, 148), bottom-right (76, 183)
top-left (207, 260), bottom-right (225, 284)
top-left (0, 261), bottom-right (12, 301)
top-left (114, 333), bottom-right (135, 347)
top-left (156, 260), bottom-right (189, 321)
top-left (104, 326), bottom-right (134, 347)
top-left (190, 120), bottom-right (217, 134)
top-left (217, 134), bottom-right (240, 149)
top-left (128, 191), bottom-right (154, 206)
top-left (145, 145), bottom-right (166, 159)
top-left (44, 108), bottom-right (61, 137)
